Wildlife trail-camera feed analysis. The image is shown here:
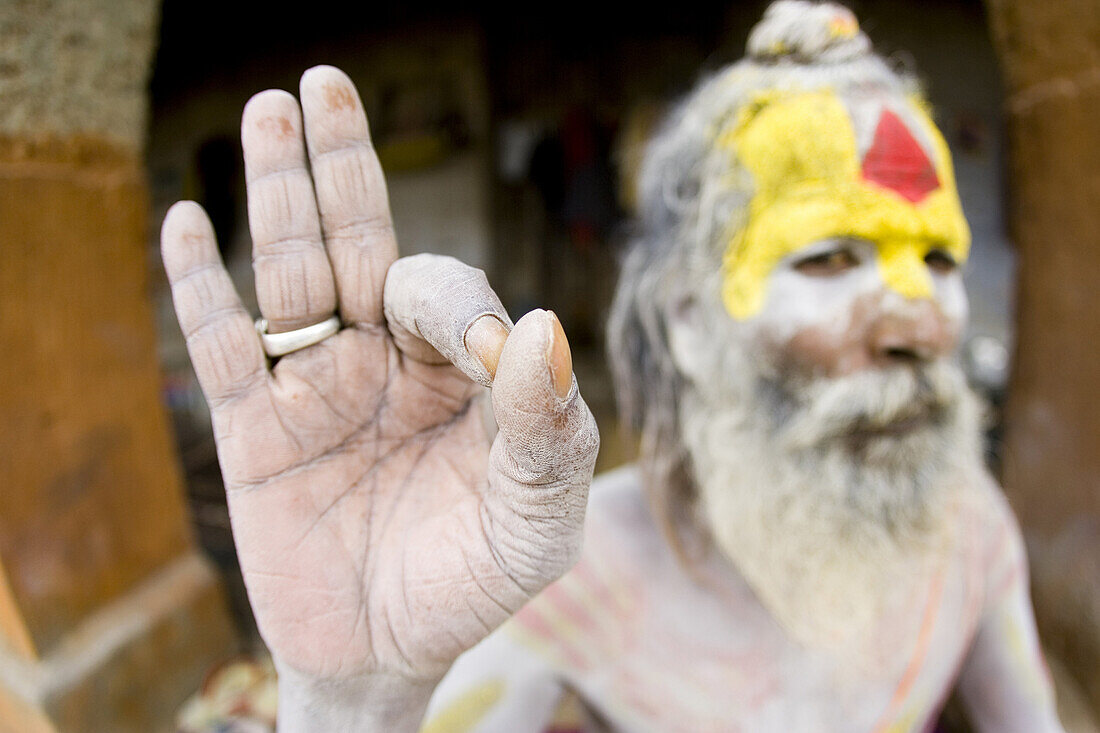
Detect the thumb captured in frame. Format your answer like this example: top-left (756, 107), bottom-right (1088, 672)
top-left (483, 309), bottom-right (600, 590)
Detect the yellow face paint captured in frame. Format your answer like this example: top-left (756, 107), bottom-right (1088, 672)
top-left (717, 90), bottom-right (970, 319)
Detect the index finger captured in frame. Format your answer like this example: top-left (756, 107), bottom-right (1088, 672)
top-left (299, 65), bottom-right (398, 328)
top-left (161, 201), bottom-right (267, 411)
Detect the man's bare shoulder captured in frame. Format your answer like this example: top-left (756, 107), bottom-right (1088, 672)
top-left (952, 466), bottom-right (1030, 607)
top-left (958, 467), bottom-right (1025, 545)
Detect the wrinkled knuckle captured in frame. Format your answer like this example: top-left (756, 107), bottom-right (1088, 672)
top-left (558, 404), bottom-right (601, 470)
top-left (330, 213), bottom-right (392, 243)
top-left (576, 408), bottom-right (601, 458)
top-left (469, 266), bottom-right (491, 291)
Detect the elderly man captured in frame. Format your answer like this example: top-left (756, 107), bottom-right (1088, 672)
top-left (161, 1), bottom-right (1063, 730)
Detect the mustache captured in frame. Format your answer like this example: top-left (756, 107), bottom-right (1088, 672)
top-left (775, 361), bottom-right (967, 449)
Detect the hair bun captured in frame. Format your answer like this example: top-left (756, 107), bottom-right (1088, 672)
top-left (747, 1), bottom-right (872, 64)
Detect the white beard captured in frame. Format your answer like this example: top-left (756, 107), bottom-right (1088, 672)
top-left (682, 345), bottom-right (986, 662)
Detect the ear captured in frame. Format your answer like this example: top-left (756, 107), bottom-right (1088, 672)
top-left (666, 293), bottom-right (711, 383)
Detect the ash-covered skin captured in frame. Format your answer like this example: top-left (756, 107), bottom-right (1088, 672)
top-left (161, 64), bottom-right (599, 732)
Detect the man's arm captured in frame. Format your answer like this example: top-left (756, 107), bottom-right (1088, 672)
top-left (420, 626), bottom-right (569, 732)
top-left (957, 492), bottom-right (1064, 732)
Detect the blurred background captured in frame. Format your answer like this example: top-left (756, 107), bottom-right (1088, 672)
top-left (1, 0), bottom-right (1098, 730)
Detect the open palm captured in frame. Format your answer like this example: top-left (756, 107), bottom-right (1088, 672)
top-left (161, 67), bottom-right (598, 686)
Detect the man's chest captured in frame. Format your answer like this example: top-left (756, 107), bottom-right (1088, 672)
top-left (514, 535), bottom-right (987, 732)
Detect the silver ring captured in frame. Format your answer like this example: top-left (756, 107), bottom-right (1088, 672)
top-left (255, 315), bottom-right (341, 357)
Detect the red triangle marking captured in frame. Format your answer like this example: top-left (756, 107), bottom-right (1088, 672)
top-left (860, 109), bottom-right (941, 203)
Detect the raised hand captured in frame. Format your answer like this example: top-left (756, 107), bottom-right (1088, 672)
top-left (160, 66), bottom-right (599, 727)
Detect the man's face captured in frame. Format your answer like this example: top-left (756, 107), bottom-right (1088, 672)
top-left (707, 88), bottom-right (972, 443)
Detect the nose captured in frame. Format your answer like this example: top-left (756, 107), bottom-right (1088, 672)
top-left (868, 300), bottom-right (956, 367)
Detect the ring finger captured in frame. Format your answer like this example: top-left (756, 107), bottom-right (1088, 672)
top-left (242, 89), bottom-right (336, 334)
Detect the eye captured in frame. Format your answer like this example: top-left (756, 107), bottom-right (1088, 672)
top-left (794, 248), bottom-right (859, 276)
top-left (924, 249), bottom-right (958, 274)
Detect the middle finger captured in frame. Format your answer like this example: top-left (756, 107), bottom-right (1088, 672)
top-left (242, 89), bottom-right (336, 333)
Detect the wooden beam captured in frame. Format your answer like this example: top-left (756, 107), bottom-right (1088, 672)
top-left (984, 0), bottom-right (1100, 718)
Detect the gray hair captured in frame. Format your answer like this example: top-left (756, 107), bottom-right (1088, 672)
top-left (606, 0), bottom-right (924, 553)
